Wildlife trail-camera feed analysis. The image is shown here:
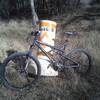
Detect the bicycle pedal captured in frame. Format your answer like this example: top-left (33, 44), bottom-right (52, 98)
top-left (58, 67), bottom-right (63, 72)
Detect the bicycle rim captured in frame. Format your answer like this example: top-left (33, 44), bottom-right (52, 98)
top-left (3, 53), bottom-right (41, 91)
top-left (64, 49), bottom-right (91, 74)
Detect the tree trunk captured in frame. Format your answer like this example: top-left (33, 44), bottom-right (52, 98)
top-left (30, 0), bottom-right (39, 26)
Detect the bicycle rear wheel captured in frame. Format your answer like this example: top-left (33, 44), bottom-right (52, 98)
top-left (1, 52), bottom-right (41, 91)
top-left (64, 48), bottom-right (92, 74)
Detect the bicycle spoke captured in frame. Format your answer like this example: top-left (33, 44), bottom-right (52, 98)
top-left (4, 55), bottom-right (39, 89)
top-left (63, 49), bottom-right (91, 74)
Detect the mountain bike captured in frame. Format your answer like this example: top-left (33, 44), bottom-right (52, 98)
top-left (0, 31), bottom-right (92, 91)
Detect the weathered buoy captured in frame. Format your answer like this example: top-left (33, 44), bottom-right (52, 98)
top-left (38, 20), bottom-right (58, 76)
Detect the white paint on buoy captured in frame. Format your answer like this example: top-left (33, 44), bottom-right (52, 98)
top-left (37, 20), bottom-right (58, 76)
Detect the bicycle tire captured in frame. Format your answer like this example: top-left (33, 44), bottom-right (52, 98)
top-left (1, 52), bottom-right (41, 91)
top-left (64, 48), bottom-right (92, 74)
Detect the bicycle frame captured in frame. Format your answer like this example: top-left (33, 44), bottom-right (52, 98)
top-left (28, 34), bottom-right (79, 69)
top-left (0, 31), bottom-right (91, 91)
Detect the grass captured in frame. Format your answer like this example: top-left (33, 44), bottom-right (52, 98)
top-left (0, 16), bottom-right (100, 100)
top-left (0, 20), bottom-right (33, 61)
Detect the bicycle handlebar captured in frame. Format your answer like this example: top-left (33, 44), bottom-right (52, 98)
top-left (31, 31), bottom-right (40, 36)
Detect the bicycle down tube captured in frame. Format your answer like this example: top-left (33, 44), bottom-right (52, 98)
top-left (31, 40), bottom-right (79, 68)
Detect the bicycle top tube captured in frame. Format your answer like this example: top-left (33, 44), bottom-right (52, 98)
top-left (30, 31), bottom-right (64, 52)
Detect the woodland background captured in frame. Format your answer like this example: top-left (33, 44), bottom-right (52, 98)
top-left (0, 0), bottom-right (100, 100)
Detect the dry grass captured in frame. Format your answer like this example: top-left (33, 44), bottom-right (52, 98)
top-left (0, 20), bottom-right (33, 61)
top-left (0, 16), bottom-right (100, 100)
top-left (0, 76), bottom-right (90, 100)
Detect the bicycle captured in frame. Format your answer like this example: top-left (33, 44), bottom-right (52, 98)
top-left (0, 31), bottom-right (92, 91)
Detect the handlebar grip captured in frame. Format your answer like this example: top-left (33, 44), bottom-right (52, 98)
top-left (31, 31), bottom-right (35, 36)
top-left (31, 31), bottom-right (40, 36)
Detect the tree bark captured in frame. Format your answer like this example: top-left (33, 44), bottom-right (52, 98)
top-left (30, 0), bottom-right (39, 26)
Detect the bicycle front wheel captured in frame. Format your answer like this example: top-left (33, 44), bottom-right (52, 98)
top-left (1, 52), bottom-right (41, 91)
top-left (64, 48), bottom-right (92, 74)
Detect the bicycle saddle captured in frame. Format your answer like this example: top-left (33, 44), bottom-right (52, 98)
top-left (64, 31), bottom-right (79, 37)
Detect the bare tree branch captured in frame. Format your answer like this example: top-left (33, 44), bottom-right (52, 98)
top-left (30, 0), bottom-right (39, 26)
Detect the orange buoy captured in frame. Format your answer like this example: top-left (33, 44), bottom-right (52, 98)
top-left (37, 20), bottom-right (58, 76)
